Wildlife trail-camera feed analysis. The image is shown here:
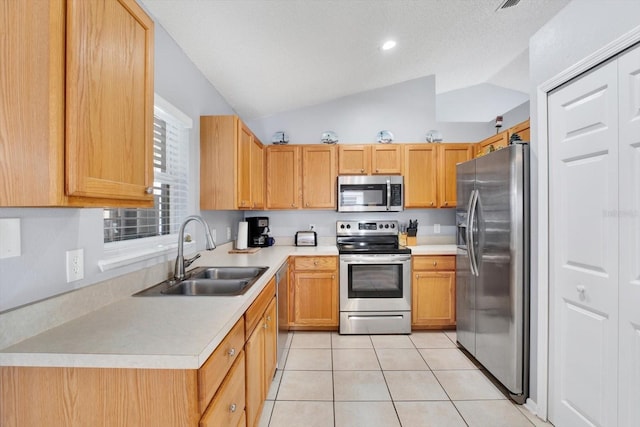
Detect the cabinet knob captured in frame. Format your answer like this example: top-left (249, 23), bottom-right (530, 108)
top-left (376, 169), bottom-right (379, 173)
top-left (415, 274), bottom-right (420, 279)
top-left (433, 261), bottom-right (437, 267)
top-left (314, 261), bottom-right (318, 265)
top-left (305, 202), bottom-right (309, 207)
top-left (291, 203), bottom-right (295, 208)
top-left (228, 348), bottom-right (236, 357)
top-left (360, 169), bottom-right (364, 173)
top-left (266, 315), bottom-right (272, 322)
top-left (444, 202), bottom-right (448, 206)
top-left (263, 322), bottom-right (268, 329)
top-left (229, 403), bottom-right (237, 413)
top-left (145, 187), bottom-right (153, 194)
top-left (577, 285), bottom-right (586, 300)
top-left (430, 201), bottom-right (434, 207)
top-left (332, 275), bottom-right (335, 279)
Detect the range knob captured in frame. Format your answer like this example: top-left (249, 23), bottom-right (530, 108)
top-left (346, 224), bottom-right (351, 229)
top-left (378, 224), bottom-right (383, 229)
top-left (386, 224), bottom-right (390, 228)
top-left (340, 224), bottom-right (345, 229)
top-left (391, 223), bottom-right (396, 229)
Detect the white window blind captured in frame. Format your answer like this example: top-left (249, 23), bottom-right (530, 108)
top-left (103, 103), bottom-right (189, 243)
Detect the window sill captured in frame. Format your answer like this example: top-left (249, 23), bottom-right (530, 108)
top-left (98, 237), bottom-right (196, 272)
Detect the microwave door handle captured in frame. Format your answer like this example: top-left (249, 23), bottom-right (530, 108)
top-left (386, 179), bottom-right (391, 211)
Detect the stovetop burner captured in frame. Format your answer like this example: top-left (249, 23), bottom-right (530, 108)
top-left (336, 220), bottom-right (411, 255)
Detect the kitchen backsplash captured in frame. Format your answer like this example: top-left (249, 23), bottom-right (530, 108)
top-left (244, 209), bottom-right (457, 241)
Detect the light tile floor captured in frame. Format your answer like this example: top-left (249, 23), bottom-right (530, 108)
top-left (258, 331), bottom-right (554, 427)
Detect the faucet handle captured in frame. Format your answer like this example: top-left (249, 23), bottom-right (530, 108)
top-left (184, 253), bottom-right (201, 269)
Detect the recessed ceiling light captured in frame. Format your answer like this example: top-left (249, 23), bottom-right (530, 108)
top-left (381, 40), bottom-right (396, 51)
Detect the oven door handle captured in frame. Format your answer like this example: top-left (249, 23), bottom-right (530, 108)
top-left (340, 255), bottom-right (411, 263)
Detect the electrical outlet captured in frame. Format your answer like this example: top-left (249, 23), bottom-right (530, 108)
top-left (66, 249), bottom-right (84, 283)
top-left (226, 226), bottom-right (231, 240)
top-left (309, 224), bottom-right (315, 231)
top-left (434, 224), bottom-right (441, 234)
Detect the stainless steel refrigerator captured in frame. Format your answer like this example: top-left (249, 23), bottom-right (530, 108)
top-left (455, 143), bottom-right (530, 404)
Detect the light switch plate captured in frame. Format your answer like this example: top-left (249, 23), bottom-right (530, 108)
top-left (0, 218), bottom-right (21, 259)
top-left (434, 224), bottom-right (441, 234)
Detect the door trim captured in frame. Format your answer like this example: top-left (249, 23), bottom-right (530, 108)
top-left (536, 24), bottom-right (640, 421)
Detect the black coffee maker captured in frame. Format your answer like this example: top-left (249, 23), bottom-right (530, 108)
top-left (246, 217), bottom-right (270, 247)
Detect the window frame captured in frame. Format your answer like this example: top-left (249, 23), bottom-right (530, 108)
top-left (99, 94), bottom-right (193, 272)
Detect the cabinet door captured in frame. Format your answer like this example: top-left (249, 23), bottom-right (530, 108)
top-left (263, 299), bottom-right (277, 393)
top-left (65, 0), bottom-right (154, 204)
top-left (266, 146), bottom-right (300, 209)
top-left (338, 145), bottom-right (370, 174)
top-left (245, 321), bottom-right (265, 427)
top-left (250, 138), bottom-right (265, 209)
top-left (372, 145), bottom-right (402, 175)
top-left (302, 145), bottom-right (336, 209)
top-left (476, 132), bottom-right (508, 157)
top-left (0, 0), bottom-right (65, 206)
top-left (508, 119), bottom-right (530, 143)
top-left (292, 271), bottom-right (338, 326)
top-left (437, 144), bottom-right (473, 208)
top-left (412, 271), bottom-right (456, 327)
top-left (237, 122), bottom-right (252, 209)
top-left (403, 144), bottom-right (437, 208)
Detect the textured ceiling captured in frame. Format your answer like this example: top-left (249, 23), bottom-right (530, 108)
top-left (141, 0), bottom-right (570, 120)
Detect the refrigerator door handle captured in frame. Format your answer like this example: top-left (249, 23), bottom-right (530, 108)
top-left (467, 189), bottom-right (480, 277)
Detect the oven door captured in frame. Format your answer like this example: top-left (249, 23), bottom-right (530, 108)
top-left (339, 254), bottom-right (411, 312)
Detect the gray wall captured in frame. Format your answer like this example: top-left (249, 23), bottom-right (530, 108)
top-left (0, 23), bottom-right (243, 312)
top-left (246, 75), bottom-right (496, 145)
top-left (528, 0), bottom-right (640, 411)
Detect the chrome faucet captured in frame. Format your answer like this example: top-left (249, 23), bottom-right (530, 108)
top-left (174, 215), bottom-right (216, 280)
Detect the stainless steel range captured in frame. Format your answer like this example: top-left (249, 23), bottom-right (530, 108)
top-left (337, 220), bottom-right (412, 334)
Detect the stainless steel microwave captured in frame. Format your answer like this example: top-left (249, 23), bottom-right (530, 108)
top-left (337, 176), bottom-right (404, 212)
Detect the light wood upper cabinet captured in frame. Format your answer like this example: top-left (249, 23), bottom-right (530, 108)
top-left (338, 144), bottom-right (402, 175)
top-left (200, 115), bottom-right (265, 210)
top-left (412, 255), bottom-right (456, 329)
top-left (403, 144), bottom-right (438, 208)
top-left (437, 144), bottom-right (473, 208)
top-left (338, 145), bottom-right (370, 174)
top-left (0, 0), bottom-right (154, 207)
top-left (508, 119), bottom-right (530, 143)
top-left (266, 145), bottom-right (301, 209)
top-left (302, 145), bottom-right (337, 209)
top-left (371, 145), bottom-right (403, 175)
top-left (266, 144), bottom-right (336, 210)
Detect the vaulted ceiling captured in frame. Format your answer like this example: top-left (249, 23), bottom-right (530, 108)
top-left (141, 0), bottom-right (570, 121)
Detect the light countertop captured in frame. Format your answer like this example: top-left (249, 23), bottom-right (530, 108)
top-left (0, 243), bottom-right (454, 370)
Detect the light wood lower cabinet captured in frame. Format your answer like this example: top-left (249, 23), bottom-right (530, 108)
top-left (412, 255), bottom-right (456, 329)
top-left (289, 256), bottom-right (339, 329)
top-left (0, 279), bottom-right (283, 427)
top-left (200, 351), bottom-right (246, 427)
top-left (245, 279), bottom-right (277, 427)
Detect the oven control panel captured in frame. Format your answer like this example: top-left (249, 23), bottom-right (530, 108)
top-left (336, 220), bottom-right (398, 236)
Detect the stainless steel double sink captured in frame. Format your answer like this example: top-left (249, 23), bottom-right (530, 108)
top-left (134, 266), bottom-right (269, 297)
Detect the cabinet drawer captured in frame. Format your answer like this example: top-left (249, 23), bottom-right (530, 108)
top-left (200, 351), bottom-right (246, 427)
top-left (293, 256), bottom-right (337, 271)
top-left (413, 255), bottom-right (455, 271)
top-left (199, 317), bottom-right (245, 414)
top-left (245, 277), bottom-right (276, 337)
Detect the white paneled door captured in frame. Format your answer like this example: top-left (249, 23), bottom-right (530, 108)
top-left (618, 44), bottom-right (640, 427)
top-left (549, 42), bottom-right (640, 427)
top-left (549, 59), bottom-right (619, 427)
